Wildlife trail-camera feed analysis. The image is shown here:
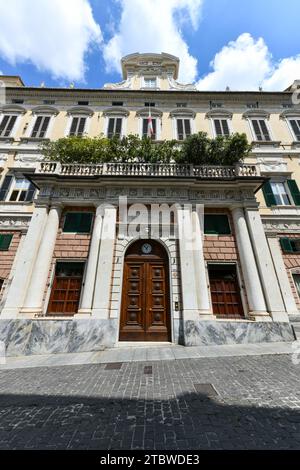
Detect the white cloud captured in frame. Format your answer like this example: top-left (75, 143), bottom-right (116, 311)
top-left (103, 0), bottom-right (203, 83)
top-left (197, 33), bottom-right (300, 91)
top-left (0, 0), bottom-right (102, 82)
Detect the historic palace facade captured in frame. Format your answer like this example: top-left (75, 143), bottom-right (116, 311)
top-left (0, 53), bottom-right (299, 355)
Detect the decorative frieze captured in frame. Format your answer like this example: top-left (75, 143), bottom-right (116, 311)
top-left (263, 218), bottom-right (300, 234)
top-left (0, 216), bottom-right (30, 231)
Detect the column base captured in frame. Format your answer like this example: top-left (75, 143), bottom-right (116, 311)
top-left (75, 309), bottom-right (92, 318)
top-left (0, 307), bottom-right (19, 318)
top-left (249, 311), bottom-right (272, 322)
top-left (270, 311), bottom-right (290, 323)
top-left (182, 309), bottom-right (215, 321)
top-left (91, 308), bottom-right (110, 319)
top-left (19, 307), bottom-right (43, 318)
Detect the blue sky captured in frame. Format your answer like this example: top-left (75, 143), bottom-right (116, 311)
top-left (0, 0), bottom-right (299, 90)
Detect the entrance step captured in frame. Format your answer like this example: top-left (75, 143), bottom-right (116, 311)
top-left (117, 341), bottom-right (174, 348)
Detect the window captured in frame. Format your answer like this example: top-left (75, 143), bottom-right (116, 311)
top-left (31, 115), bottom-right (50, 138)
top-left (107, 117), bottom-right (122, 139)
top-left (142, 118), bottom-right (157, 140)
top-left (12, 99), bottom-right (24, 104)
top-left (144, 78), bottom-right (157, 88)
top-left (112, 101), bottom-right (123, 106)
top-left (246, 102), bottom-right (259, 109)
top-left (69, 117), bottom-right (86, 137)
top-left (47, 261), bottom-right (85, 315)
top-left (0, 175), bottom-right (36, 202)
top-left (176, 103), bottom-right (187, 108)
top-left (280, 238), bottom-right (300, 253)
top-left (176, 119), bottom-right (191, 140)
top-left (210, 102), bottom-right (223, 109)
top-left (204, 215), bottom-right (231, 235)
top-left (214, 119), bottom-right (230, 137)
top-left (63, 212), bottom-right (93, 233)
top-left (251, 119), bottom-right (271, 141)
top-left (0, 234), bottom-right (13, 251)
top-left (0, 115), bottom-right (18, 137)
top-left (78, 101), bottom-right (89, 106)
top-left (144, 102), bottom-right (155, 108)
top-left (293, 274), bottom-right (300, 299)
top-left (262, 180), bottom-right (300, 207)
top-left (289, 119), bottom-right (300, 141)
top-left (43, 100), bottom-right (55, 105)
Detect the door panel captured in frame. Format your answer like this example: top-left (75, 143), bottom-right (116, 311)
top-left (119, 242), bottom-right (170, 341)
top-left (210, 274), bottom-right (244, 319)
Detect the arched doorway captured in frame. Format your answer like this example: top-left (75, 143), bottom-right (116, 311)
top-left (119, 239), bottom-right (171, 342)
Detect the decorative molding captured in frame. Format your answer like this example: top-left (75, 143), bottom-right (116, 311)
top-left (102, 107), bottom-right (130, 117)
top-left (31, 105), bottom-right (59, 115)
top-left (0, 104), bottom-right (26, 114)
top-left (169, 108), bottom-right (196, 118)
top-left (280, 109), bottom-right (300, 119)
top-left (135, 107), bottom-right (163, 118)
top-left (205, 109), bottom-right (233, 119)
top-left (66, 106), bottom-right (94, 116)
top-left (167, 75), bottom-right (197, 91)
top-left (0, 216), bottom-right (31, 231)
top-left (257, 157), bottom-right (289, 174)
top-left (263, 218), bottom-right (300, 234)
top-left (103, 77), bottom-right (132, 90)
top-left (243, 109), bottom-right (270, 119)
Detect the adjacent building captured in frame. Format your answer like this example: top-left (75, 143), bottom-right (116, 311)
top-left (0, 53), bottom-right (299, 355)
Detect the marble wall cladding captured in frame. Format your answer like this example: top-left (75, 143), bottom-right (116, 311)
top-left (0, 319), bottom-right (118, 356)
top-left (183, 320), bottom-right (295, 346)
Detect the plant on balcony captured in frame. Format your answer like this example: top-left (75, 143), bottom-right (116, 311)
top-left (40, 132), bottom-right (251, 165)
top-left (176, 132), bottom-right (251, 165)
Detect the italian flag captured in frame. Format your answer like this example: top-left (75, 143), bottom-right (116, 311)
top-left (147, 112), bottom-right (154, 138)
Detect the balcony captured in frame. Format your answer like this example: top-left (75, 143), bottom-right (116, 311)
top-left (36, 162), bottom-right (260, 179)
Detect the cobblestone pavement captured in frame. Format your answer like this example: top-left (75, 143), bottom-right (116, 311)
top-left (0, 354), bottom-right (300, 450)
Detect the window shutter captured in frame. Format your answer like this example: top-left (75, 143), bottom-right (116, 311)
top-left (152, 119), bottom-right (157, 139)
top-left (0, 115), bottom-right (10, 136)
top-left (69, 117), bottom-right (78, 136)
top-left (142, 118), bottom-right (148, 137)
top-left (5, 115), bottom-right (17, 136)
top-left (77, 118), bottom-right (86, 136)
top-left (177, 119), bottom-right (184, 140)
top-left (262, 181), bottom-right (276, 207)
top-left (0, 175), bottom-right (13, 201)
top-left (115, 118), bottom-right (122, 137)
top-left (79, 213), bottom-right (93, 233)
top-left (287, 179), bottom-right (300, 206)
top-left (0, 234), bottom-right (13, 251)
top-left (25, 182), bottom-right (36, 202)
top-left (222, 119), bottom-right (230, 136)
top-left (63, 212), bottom-right (93, 233)
top-left (204, 215), bottom-right (231, 235)
top-left (31, 116), bottom-right (43, 138)
top-left (184, 119), bottom-right (191, 137)
top-left (280, 238), bottom-right (294, 253)
top-left (107, 118), bottom-right (115, 138)
top-left (290, 120), bottom-right (300, 141)
top-left (252, 120), bottom-right (262, 140)
top-left (39, 116), bottom-right (50, 138)
top-left (214, 119), bottom-right (222, 136)
top-left (259, 120), bottom-right (271, 141)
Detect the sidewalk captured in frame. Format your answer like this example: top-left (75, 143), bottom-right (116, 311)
top-left (0, 341), bottom-right (296, 370)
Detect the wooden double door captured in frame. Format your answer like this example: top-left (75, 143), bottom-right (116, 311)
top-left (119, 240), bottom-right (171, 341)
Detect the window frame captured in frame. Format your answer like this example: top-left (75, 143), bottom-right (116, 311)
top-left (292, 273), bottom-right (300, 299)
top-left (141, 117), bottom-right (158, 140)
top-left (270, 181), bottom-right (292, 206)
top-left (30, 114), bottom-right (52, 139)
top-left (212, 118), bottom-right (231, 137)
top-left (0, 233), bottom-right (13, 251)
top-left (249, 118), bottom-right (272, 142)
top-left (287, 118), bottom-right (300, 142)
top-left (175, 118), bottom-right (192, 141)
top-left (0, 174), bottom-right (36, 203)
top-left (106, 116), bottom-right (124, 139)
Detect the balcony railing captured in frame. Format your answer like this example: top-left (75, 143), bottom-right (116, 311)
top-left (37, 162), bottom-right (260, 178)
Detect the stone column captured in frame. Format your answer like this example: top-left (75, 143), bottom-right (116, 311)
top-left (267, 236), bottom-right (299, 316)
top-left (92, 205), bottom-right (117, 318)
top-left (177, 206), bottom-right (212, 321)
top-left (192, 209), bottom-right (212, 316)
top-left (1, 205), bottom-right (48, 318)
top-left (77, 204), bottom-right (104, 316)
top-left (231, 207), bottom-right (269, 320)
top-left (245, 208), bottom-right (288, 322)
top-left (21, 204), bottom-right (62, 315)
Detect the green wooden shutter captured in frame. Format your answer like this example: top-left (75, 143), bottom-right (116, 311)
top-left (107, 118), bottom-right (115, 138)
top-left (287, 179), bottom-right (300, 206)
top-left (63, 212), bottom-right (93, 233)
top-left (177, 119), bottom-right (184, 140)
top-left (214, 119), bottom-right (222, 136)
top-left (204, 215), bottom-right (231, 235)
top-left (69, 117), bottom-right (78, 136)
top-left (31, 116), bottom-right (43, 137)
top-left (0, 234), bottom-right (13, 250)
top-left (4, 115), bottom-right (17, 137)
top-left (0, 175), bottom-right (13, 201)
top-left (280, 238), bottom-right (294, 253)
top-left (222, 119), bottom-right (230, 136)
top-left (0, 115), bottom-right (10, 136)
top-left (262, 181), bottom-right (276, 207)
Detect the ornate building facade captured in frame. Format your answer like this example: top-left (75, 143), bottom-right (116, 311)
top-left (0, 52), bottom-right (299, 355)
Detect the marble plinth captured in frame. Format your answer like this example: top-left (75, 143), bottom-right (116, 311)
top-left (183, 320), bottom-right (295, 346)
top-left (0, 319), bottom-right (118, 357)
